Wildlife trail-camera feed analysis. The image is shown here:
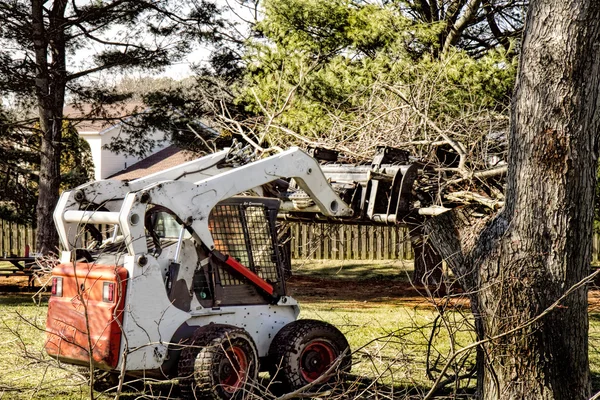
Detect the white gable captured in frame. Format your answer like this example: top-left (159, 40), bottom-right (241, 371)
top-left (80, 124), bottom-right (168, 180)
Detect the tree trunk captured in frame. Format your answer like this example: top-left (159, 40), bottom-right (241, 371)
top-left (409, 224), bottom-right (444, 288)
top-left (32, 0), bottom-right (67, 254)
top-left (427, 1), bottom-right (600, 398)
top-left (36, 123), bottom-right (62, 255)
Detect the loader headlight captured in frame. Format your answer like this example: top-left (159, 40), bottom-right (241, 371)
top-left (51, 277), bottom-right (63, 297)
top-left (103, 282), bottom-right (115, 303)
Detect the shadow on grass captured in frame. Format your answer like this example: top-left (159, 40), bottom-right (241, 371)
top-left (292, 260), bottom-right (414, 282)
top-left (0, 292), bottom-right (47, 307)
top-left (300, 263), bottom-right (411, 281)
top-left (589, 312), bottom-right (600, 323)
top-left (592, 371), bottom-right (600, 393)
top-left (107, 382), bottom-right (180, 400)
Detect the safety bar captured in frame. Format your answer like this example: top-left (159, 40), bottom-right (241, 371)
top-left (63, 210), bottom-right (121, 225)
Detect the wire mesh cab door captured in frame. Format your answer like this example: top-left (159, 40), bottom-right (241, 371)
top-left (206, 197), bottom-right (287, 306)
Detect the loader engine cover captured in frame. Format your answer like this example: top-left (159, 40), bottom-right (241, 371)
top-left (45, 263), bottom-right (128, 369)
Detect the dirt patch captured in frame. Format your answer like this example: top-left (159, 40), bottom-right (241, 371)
top-left (286, 275), bottom-right (600, 310)
top-left (287, 275), bottom-right (471, 309)
top-left (288, 275), bottom-right (427, 302)
top-left (588, 290), bottom-right (600, 314)
top-left (0, 274), bottom-right (49, 293)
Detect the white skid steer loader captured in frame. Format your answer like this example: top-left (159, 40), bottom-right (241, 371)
top-left (45, 145), bottom-right (420, 399)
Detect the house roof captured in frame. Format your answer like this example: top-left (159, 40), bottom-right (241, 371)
top-left (63, 102), bottom-right (146, 134)
top-left (108, 145), bottom-right (201, 181)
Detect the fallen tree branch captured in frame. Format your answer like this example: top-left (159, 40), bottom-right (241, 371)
top-left (445, 191), bottom-right (504, 209)
top-left (381, 84), bottom-right (469, 173)
top-left (473, 165), bottom-right (507, 179)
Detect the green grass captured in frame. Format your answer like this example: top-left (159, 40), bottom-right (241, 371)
top-left (0, 296), bottom-right (461, 399)
top-left (0, 260), bottom-right (468, 399)
top-left (0, 294), bottom-right (91, 399)
top-left (0, 261), bottom-right (599, 398)
top-left (588, 313), bottom-right (600, 390)
top-left (290, 260), bottom-right (475, 391)
top-left (300, 302), bottom-right (476, 392)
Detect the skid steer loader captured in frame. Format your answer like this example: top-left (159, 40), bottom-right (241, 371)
top-left (45, 145), bottom-right (420, 399)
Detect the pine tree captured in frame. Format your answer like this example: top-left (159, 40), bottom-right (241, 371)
top-left (0, 0), bottom-right (223, 253)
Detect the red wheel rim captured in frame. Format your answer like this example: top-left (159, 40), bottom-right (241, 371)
top-left (300, 340), bottom-right (337, 382)
top-left (219, 346), bottom-right (248, 393)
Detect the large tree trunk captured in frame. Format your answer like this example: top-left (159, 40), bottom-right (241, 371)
top-left (36, 121), bottom-right (62, 255)
top-left (427, 1), bottom-right (600, 398)
top-left (32, 0), bottom-right (67, 254)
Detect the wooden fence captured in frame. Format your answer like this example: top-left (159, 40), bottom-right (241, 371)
top-left (593, 234), bottom-right (600, 264)
top-left (293, 224), bottom-right (600, 262)
top-left (0, 221), bottom-right (415, 260)
top-left (289, 223), bottom-right (414, 260)
top-left (0, 220), bottom-right (36, 257)
top-left (5, 220), bottom-right (600, 262)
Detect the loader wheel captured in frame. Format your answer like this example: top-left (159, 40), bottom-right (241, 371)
top-left (178, 325), bottom-right (258, 400)
top-left (268, 319), bottom-right (351, 392)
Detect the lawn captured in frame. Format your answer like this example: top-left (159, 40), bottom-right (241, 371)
top-left (0, 260), bottom-right (598, 399)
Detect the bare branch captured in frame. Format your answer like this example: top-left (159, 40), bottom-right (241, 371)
top-left (442, 0), bottom-right (483, 54)
top-left (381, 83), bottom-right (470, 174)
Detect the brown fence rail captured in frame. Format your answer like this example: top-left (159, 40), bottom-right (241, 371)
top-left (289, 223), bottom-right (414, 261)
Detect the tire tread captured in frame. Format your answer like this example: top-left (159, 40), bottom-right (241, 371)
top-left (268, 319), bottom-right (351, 392)
top-left (179, 325), bottom-right (258, 400)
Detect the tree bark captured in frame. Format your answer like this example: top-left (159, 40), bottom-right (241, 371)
top-left (426, 0), bottom-right (600, 398)
top-left (32, 0), bottom-right (67, 254)
top-left (409, 224), bottom-right (444, 288)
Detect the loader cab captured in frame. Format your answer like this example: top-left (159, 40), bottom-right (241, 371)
top-left (150, 210), bottom-right (191, 239)
top-left (205, 197), bottom-right (290, 304)
top-left (140, 197), bottom-right (290, 309)
top-left (74, 196), bottom-right (290, 309)
top-left (58, 195), bottom-right (290, 307)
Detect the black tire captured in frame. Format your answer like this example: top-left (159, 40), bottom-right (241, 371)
top-left (178, 325), bottom-right (259, 400)
top-left (267, 319), bottom-right (351, 392)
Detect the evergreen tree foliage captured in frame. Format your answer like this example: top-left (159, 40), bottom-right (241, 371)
top-left (0, 112), bottom-right (93, 224)
top-left (232, 0), bottom-right (520, 289)
top-left (240, 0), bottom-right (517, 164)
top-left (102, 75), bottom-right (246, 155)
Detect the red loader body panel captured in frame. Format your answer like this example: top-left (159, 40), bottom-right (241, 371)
top-left (45, 263), bottom-right (128, 369)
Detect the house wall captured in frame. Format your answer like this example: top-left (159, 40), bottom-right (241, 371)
top-left (81, 125), bottom-right (168, 181)
top-left (99, 126), bottom-right (131, 180)
top-left (80, 135), bottom-right (103, 181)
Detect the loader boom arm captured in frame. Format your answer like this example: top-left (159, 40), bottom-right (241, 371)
top-left (55, 147), bottom-right (352, 253)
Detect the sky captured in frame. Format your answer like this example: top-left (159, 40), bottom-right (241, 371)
top-left (53, 0), bottom-right (255, 88)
